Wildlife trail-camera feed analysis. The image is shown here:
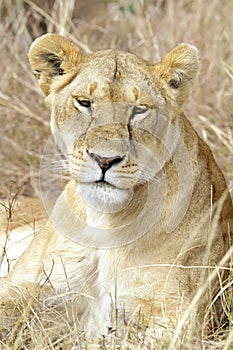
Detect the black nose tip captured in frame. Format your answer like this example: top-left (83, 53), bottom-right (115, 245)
top-left (87, 151), bottom-right (124, 173)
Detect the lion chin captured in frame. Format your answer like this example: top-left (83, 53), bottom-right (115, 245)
top-left (78, 181), bottom-right (133, 213)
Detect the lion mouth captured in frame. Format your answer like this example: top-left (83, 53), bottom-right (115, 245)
top-left (94, 179), bottom-right (116, 188)
top-left (78, 180), bottom-right (134, 212)
top-left (79, 179), bottom-right (121, 190)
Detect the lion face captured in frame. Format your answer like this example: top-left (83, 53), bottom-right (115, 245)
top-left (29, 34), bottom-right (198, 212)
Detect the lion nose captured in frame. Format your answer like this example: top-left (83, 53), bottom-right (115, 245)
top-left (87, 151), bottom-right (124, 174)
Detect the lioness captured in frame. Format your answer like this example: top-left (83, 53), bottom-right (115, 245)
top-left (0, 34), bottom-right (232, 342)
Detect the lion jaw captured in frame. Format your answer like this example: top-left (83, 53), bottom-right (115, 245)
top-left (78, 181), bottom-right (134, 213)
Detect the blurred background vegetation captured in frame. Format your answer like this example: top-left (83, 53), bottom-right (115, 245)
top-left (0, 0), bottom-right (232, 199)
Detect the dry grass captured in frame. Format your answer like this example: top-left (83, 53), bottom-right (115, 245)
top-left (0, 0), bottom-right (233, 348)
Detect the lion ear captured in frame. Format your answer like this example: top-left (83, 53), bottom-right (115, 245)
top-left (28, 34), bottom-right (83, 95)
top-left (152, 43), bottom-right (199, 106)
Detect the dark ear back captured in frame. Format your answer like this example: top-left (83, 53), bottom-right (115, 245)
top-left (152, 43), bottom-right (199, 106)
top-left (28, 34), bottom-right (83, 95)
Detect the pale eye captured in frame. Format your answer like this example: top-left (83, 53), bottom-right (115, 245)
top-left (74, 98), bottom-right (91, 111)
top-left (131, 105), bottom-right (150, 120)
top-left (133, 105), bottom-right (148, 114)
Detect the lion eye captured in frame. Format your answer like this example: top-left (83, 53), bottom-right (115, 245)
top-left (74, 98), bottom-right (92, 112)
top-left (132, 105), bottom-right (148, 115)
top-left (76, 99), bottom-right (91, 108)
top-left (130, 105), bottom-right (149, 121)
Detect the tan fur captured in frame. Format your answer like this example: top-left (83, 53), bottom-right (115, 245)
top-left (0, 34), bottom-right (232, 341)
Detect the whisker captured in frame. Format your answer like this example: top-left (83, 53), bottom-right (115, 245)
top-left (41, 160), bottom-right (69, 170)
top-left (137, 168), bottom-right (164, 186)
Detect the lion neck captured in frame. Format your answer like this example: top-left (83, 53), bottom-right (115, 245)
top-left (50, 179), bottom-right (165, 248)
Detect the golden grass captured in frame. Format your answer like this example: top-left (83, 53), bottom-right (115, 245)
top-left (0, 0), bottom-right (233, 348)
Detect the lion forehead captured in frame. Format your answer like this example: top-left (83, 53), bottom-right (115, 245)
top-left (58, 50), bottom-right (158, 109)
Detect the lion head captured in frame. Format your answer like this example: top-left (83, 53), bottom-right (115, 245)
top-left (29, 34), bottom-right (198, 215)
